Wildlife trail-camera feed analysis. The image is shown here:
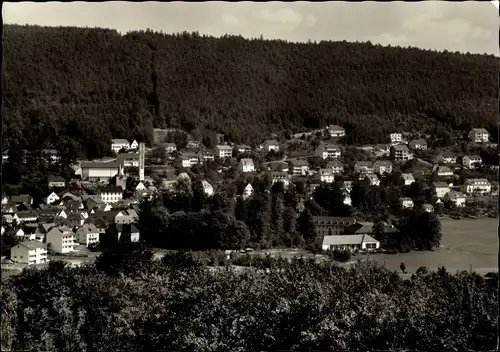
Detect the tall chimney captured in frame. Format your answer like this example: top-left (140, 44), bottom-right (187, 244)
top-left (139, 142), bottom-right (145, 181)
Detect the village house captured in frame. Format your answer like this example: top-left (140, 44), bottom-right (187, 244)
top-left (186, 140), bottom-right (201, 150)
top-left (390, 144), bottom-right (413, 161)
top-left (271, 171), bottom-right (290, 187)
top-left (422, 204), bottom-right (434, 212)
top-left (108, 223), bottom-right (141, 243)
top-left (327, 160), bottom-right (344, 174)
top-left (97, 186), bottom-right (123, 204)
top-left (365, 174), bottom-right (380, 186)
top-left (121, 153), bottom-right (139, 167)
top-left (313, 216), bottom-right (357, 236)
top-left (262, 139), bottom-right (280, 152)
top-left (64, 212), bottom-right (86, 228)
top-left (462, 155), bottom-right (482, 169)
top-left (408, 138), bottom-right (428, 150)
top-left (215, 145), bottom-right (233, 158)
top-left (437, 152), bottom-right (457, 164)
top-left (400, 197), bottom-right (414, 209)
top-left (111, 139), bottom-right (131, 153)
top-left (181, 152), bottom-right (200, 167)
top-left (444, 190), bottom-right (466, 207)
top-left (9, 194), bottom-right (33, 205)
top-left (239, 158), bottom-right (255, 173)
top-left (319, 169), bottom-right (335, 183)
top-left (46, 227), bottom-right (76, 254)
top-left (237, 144), bottom-right (252, 154)
top-left (462, 179), bottom-right (491, 195)
top-left (326, 125), bottom-right (346, 138)
top-left (373, 160), bottom-right (393, 174)
top-left (81, 161), bottom-right (123, 181)
top-left (76, 223), bottom-right (100, 247)
top-left (35, 223), bottom-right (55, 242)
top-left (165, 143), bottom-right (177, 153)
top-left (354, 161), bottom-right (374, 174)
top-left (436, 165), bottom-right (453, 177)
top-left (401, 173), bottom-right (415, 186)
top-left (44, 191), bottom-right (60, 205)
top-left (13, 211), bottom-right (38, 223)
top-left (432, 182), bottom-right (451, 198)
top-left (468, 128), bottom-right (490, 143)
top-left (321, 234), bottom-right (380, 252)
top-left (130, 140), bottom-right (139, 150)
top-left (315, 144), bottom-right (341, 159)
top-left (47, 175), bottom-right (66, 188)
top-left (243, 183), bottom-right (254, 199)
top-left (10, 241), bottom-right (48, 265)
top-left (289, 159), bottom-right (310, 176)
top-left (390, 133), bottom-right (403, 145)
top-left (200, 151), bottom-right (215, 163)
top-left (114, 209), bottom-right (139, 224)
top-left (201, 180), bottom-right (214, 196)
top-left (41, 149), bottom-right (62, 164)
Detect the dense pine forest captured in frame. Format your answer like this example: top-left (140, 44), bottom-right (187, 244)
top-left (2, 24), bottom-right (498, 159)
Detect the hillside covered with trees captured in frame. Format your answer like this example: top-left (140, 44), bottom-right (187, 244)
top-left (2, 24), bottom-right (498, 159)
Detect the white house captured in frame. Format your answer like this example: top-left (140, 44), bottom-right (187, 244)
top-left (462, 179), bottom-right (491, 195)
top-left (462, 155), bottom-right (482, 169)
top-left (316, 144), bottom-right (341, 159)
top-left (327, 125), bottom-right (346, 138)
top-left (44, 191), bottom-right (60, 205)
top-left (444, 190), bottom-right (466, 207)
top-left (114, 209), bottom-right (139, 224)
top-left (433, 182), bottom-right (450, 199)
top-left (437, 152), bottom-right (457, 164)
top-left (391, 144), bottom-right (413, 161)
top-left (215, 145), bottom-right (233, 158)
top-left (181, 152), bottom-right (199, 167)
top-left (262, 140), bottom-right (280, 152)
top-left (237, 145), bottom-right (252, 154)
top-left (75, 224), bottom-right (100, 247)
top-left (401, 173), bottom-right (415, 186)
top-left (400, 197), bottom-right (414, 208)
top-left (243, 184), bottom-right (254, 199)
top-left (130, 140), bottom-right (139, 149)
top-left (354, 161), bottom-right (374, 174)
top-left (239, 158), bottom-right (255, 173)
top-left (408, 139), bottom-right (427, 150)
top-left (10, 241), bottom-right (48, 265)
top-left (201, 180), bottom-right (214, 196)
top-left (111, 139), bottom-right (130, 153)
top-left (319, 169), bottom-right (335, 183)
top-left (468, 128), bottom-right (490, 143)
top-left (327, 161), bottom-right (344, 174)
top-left (422, 204), bottom-right (434, 212)
top-left (390, 133), bottom-right (403, 145)
top-left (322, 234), bottom-right (379, 252)
top-left (290, 159), bottom-right (310, 176)
top-left (46, 227), bottom-right (76, 254)
top-left (13, 211), bottom-right (38, 223)
top-left (373, 160), bottom-right (393, 175)
top-left (165, 143), bottom-right (177, 153)
top-left (271, 172), bottom-right (290, 187)
top-left (97, 186), bottom-right (123, 204)
top-left (436, 166), bottom-right (453, 177)
top-left (365, 174), bottom-right (380, 186)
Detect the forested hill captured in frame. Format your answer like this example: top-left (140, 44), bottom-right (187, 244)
top-left (2, 24), bottom-right (497, 159)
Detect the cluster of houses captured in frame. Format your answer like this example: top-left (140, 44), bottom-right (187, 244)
top-left (2, 126), bottom-right (495, 263)
top-left (2, 185), bottom-right (142, 265)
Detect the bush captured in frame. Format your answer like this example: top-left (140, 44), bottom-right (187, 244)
top-left (330, 249), bottom-right (352, 262)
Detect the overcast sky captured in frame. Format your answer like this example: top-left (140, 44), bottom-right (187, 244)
top-left (3, 1), bottom-right (499, 56)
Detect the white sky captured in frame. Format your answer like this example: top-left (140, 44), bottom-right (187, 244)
top-left (3, 1), bottom-right (499, 56)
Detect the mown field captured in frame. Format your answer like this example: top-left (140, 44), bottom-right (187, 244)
top-left (356, 218), bottom-right (498, 274)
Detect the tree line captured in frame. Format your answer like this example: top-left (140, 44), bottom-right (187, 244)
top-left (2, 25), bottom-right (497, 159)
top-left (2, 248), bottom-right (497, 351)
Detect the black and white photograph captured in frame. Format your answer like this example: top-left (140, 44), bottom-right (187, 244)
top-left (1, 1), bottom-right (499, 351)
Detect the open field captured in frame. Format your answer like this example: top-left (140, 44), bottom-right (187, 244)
top-left (353, 218), bottom-right (498, 274)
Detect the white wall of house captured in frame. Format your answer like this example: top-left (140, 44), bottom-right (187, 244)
top-left (10, 244), bottom-right (48, 265)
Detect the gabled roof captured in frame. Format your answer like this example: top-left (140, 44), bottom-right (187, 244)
top-left (215, 144), bottom-right (232, 150)
top-left (240, 158), bottom-right (254, 166)
top-left (98, 186), bottom-right (123, 194)
top-left (409, 138), bottom-right (427, 145)
top-left (9, 195), bottom-right (32, 203)
top-left (47, 175), bottom-right (66, 183)
top-left (17, 241), bottom-right (47, 250)
top-left (373, 160), bottom-right (392, 166)
top-left (465, 154), bottom-right (482, 160)
top-left (399, 197), bottom-right (413, 202)
top-left (471, 128), bottom-right (489, 133)
top-left (433, 181), bottom-right (449, 188)
top-left (77, 223), bottom-right (99, 234)
top-left (327, 160), bottom-right (344, 168)
top-left (392, 144), bottom-right (409, 151)
top-left (111, 139), bottom-right (130, 144)
top-left (313, 216), bottom-right (356, 225)
top-left (263, 139), bottom-right (279, 145)
top-left (81, 161), bottom-right (121, 169)
top-left (290, 159), bottom-right (309, 167)
top-left (327, 125), bottom-right (345, 131)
